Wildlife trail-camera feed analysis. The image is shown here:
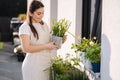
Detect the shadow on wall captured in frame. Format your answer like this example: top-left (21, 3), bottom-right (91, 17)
top-left (101, 34), bottom-right (112, 80)
top-left (0, 17), bottom-right (13, 42)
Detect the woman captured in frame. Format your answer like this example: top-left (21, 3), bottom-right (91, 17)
top-left (19, 0), bottom-right (64, 80)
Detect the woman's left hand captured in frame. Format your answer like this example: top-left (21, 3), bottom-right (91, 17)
top-left (62, 35), bottom-right (67, 43)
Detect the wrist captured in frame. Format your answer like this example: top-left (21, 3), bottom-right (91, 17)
top-left (43, 44), bottom-right (49, 50)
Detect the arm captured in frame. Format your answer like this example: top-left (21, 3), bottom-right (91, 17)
top-left (19, 34), bottom-right (60, 53)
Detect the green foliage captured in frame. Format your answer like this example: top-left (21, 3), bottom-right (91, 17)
top-left (71, 37), bottom-right (90, 52)
top-left (50, 54), bottom-right (89, 80)
top-left (0, 33), bottom-right (3, 50)
top-left (55, 74), bottom-right (70, 80)
top-left (51, 19), bottom-right (71, 37)
top-left (71, 36), bottom-right (97, 52)
top-left (85, 42), bottom-right (101, 63)
top-left (50, 55), bottom-right (74, 75)
top-left (71, 35), bottom-right (101, 63)
top-left (0, 42), bottom-right (3, 50)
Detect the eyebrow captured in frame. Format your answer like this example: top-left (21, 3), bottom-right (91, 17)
top-left (36, 11), bottom-right (44, 13)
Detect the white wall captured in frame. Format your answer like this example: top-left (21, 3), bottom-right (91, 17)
top-left (101, 0), bottom-right (120, 80)
top-left (75, 0), bottom-right (82, 43)
top-left (56, 0), bottom-right (82, 58)
top-left (57, 0), bottom-right (76, 57)
top-left (42, 0), bottom-right (50, 25)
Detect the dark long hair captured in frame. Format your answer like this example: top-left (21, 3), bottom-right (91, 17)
top-left (28, 0), bottom-right (44, 39)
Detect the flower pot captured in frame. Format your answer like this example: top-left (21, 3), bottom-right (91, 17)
top-left (17, 53), bottom-right (25, 62)
top-left (80, 52), bottom-right (92, 70)
top-left (91, 62), bottom-right (100, 73)
top-left (51, 36), bottom-right (62, 46)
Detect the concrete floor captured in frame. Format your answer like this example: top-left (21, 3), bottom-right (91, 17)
top-left (0, 42), bottom-right (22, 80)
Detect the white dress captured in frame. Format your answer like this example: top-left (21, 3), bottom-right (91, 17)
top-left (19, 21), bottom-right (56, 80)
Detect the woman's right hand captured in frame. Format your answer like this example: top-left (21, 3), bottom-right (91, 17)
top-left (46, 41), bottom-right (61, 50)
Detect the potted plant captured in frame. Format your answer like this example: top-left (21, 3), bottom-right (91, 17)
top-left (51, 18), bottom-right (71, 46)
top-left (49, 54), bottom-right (89, 80)
top-left (71, 35), bottom-right (101, 72)
top-left (84, 41), bottom-right (101, 73)
top-left (71, 36), bottom-right (94, 70)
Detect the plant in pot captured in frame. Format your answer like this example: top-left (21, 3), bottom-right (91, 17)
top-left (49, 54), bottom-right (89, 80)
top-left (84, 40), bottom-right (101, 73)
top-left (51, 18), bottom-right (71, 46)
top-left (71, 36), bottom-right (93, 70)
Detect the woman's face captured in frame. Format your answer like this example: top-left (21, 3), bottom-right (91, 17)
top-left (31, 7), bottom-right (44, 23)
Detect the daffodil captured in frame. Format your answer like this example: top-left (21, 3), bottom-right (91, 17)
top-left (89, 41), bottom-right (94, 45)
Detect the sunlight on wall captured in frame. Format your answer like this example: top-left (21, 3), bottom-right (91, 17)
top-left (56, 0), bottom-right (76, 58)
top-left (102, 0), bottom-right (120, 80)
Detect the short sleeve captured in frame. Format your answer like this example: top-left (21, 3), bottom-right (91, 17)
top-left (44, 22), bottom-right (51, 33)
top-left (19, 22), bottom-right (31, 36)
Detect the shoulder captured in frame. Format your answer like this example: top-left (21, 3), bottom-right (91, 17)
top-left (19, 21), bottom-right (31, 36)
top-left (19, 21), bottom-right (30, 30)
